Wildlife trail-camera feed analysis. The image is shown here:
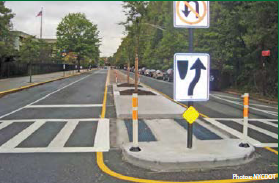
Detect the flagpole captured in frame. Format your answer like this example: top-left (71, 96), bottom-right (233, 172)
top-left (40, 7), bottom-right (43, 39)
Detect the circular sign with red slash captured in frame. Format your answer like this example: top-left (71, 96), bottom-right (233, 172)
top-left (173, 1), bottom-right (210, 28)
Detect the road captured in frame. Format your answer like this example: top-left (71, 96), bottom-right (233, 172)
top-left (0, 69), bottom-right (277, 183)
top-left (0, 70), bottom-right (115, 183)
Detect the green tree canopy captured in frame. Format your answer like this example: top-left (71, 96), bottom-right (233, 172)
top-left (0, 1), bottom-right (15, 62)
top-left (19, 37), bottom-right (42, 64)
top-left (56, 13), bottom-right (100, 71)
top-left (113, 1), bottom-right (278, 97)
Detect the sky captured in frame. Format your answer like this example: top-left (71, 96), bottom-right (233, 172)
top-left (5, 1), bottom-right (127, 57)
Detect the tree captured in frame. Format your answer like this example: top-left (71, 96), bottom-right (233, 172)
top-left (56, 13), bottom-right (100, 71)
top-left (0, 1), bottom-right (15, 63)
top-left (19, 37), bottom-right (41, 64)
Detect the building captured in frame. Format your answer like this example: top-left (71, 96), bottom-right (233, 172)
top-left (42, 38), bottom-right (57, 58)
top-left (11, 31), bottom-right (57, 58)
top-left (11, 31), bottom-right (34, 51)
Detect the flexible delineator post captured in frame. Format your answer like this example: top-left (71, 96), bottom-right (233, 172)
top-left (130, 93), bottom-right (141, 152)
top-left (240, 93), bottom-right (250, 148)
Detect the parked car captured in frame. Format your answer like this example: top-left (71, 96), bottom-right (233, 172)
top-left (144, 69), bottom-right (150, 76)
top-left (140, 67), bottom-right (146, 75)
top-left (130, 67), bottom-right (135, 72)
top-left (163, 69), bottom-right (173, 82)
top-left (153, 70), bottom-right (164, 79)
top-left (149, 69), bottom-right (156, 77)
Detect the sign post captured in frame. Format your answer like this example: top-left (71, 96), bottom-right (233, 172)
top-left (174, 1), bottom-right (210, 148)
top-left (182, 106), bottom-right (199, 148)
top-left (188, 28), bottom-right (194, 148)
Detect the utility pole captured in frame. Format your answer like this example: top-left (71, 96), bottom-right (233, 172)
top-left (29, 61), bottom-right (32, 83)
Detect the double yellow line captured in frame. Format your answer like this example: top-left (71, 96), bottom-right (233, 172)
top-left (96, 69), bottom-right (278, 183)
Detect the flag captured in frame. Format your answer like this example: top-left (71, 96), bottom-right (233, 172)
top-left (36, 10), bottom-right (42, 17)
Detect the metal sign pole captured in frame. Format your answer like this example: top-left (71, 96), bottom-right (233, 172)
top-left (187, 28), bottom-right (194, 149)
top-left (29, 62), bottom-right (32, 83)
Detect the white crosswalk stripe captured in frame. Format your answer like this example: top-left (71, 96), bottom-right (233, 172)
top-left (48, 120), bottom-right (79, 148)
top-left (203, 118), bottom-right (278, 147)
top-left (0, 118), bottom-right (110, 153)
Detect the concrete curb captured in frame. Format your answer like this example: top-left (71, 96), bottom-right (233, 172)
top-left (0, 70), bottom-right (93, 98)
top-left (122, 140), bottom-right (255, 172)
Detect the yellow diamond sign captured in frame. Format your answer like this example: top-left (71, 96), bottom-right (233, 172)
top-left (182, 106), bottom-right (199, 124)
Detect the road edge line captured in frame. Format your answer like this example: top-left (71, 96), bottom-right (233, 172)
top-left (96, 69), bottom-right (277, 183)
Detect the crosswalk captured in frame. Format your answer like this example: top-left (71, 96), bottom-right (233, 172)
top-left (119, 118), bottom-right (277, 148)
top-left (203, 118), bottom-right (278, 147)
top-left (0, 118), bottom-right (109, 153)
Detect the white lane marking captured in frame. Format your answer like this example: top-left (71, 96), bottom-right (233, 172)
top-left (0, 119), bottom-right (99, 123)
top-left (249, 103), bottom-right (278, 109)
top-left (231, 119), bottom-right (278, 139)
top-left (213, 118), bottom-right (278, 122)
top-left (0, 121), bottom-right (14, 130)
top-left (212, 94), bottom-right (241, 100)
top-left (253, 143), bottom-right (278, 148)
top-left (196, 119), bottom-right (230, 139)
top-left (0, 74), bottom-right (91, 119)
top-left (94, 119), bottom-right (110, 151)
top-left (0, 120), bottom-right (46, 148)
top-left (48, 120), bottom-right (79, 148)
top-left (210, 94), bottom-right (278, 117)
top-left (256, 119), bottom-right (279, 128)
top-left (144, 119), bottom-right (198, 142)
top-left (213, 118), bottom-right (278, 128)
top-left (204, 118), bottom-right (262, 146)
top-left (25, 104), bottom-right (103, 108)
top-left (212, 94), bottom-right (278, 109)
top-left (0, 147), bottom-right (107, 153)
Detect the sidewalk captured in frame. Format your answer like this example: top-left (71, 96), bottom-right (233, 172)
top-left (0, 69), bottom-right (90, 95)
top-left (111, 69), bottom-right (255, 172)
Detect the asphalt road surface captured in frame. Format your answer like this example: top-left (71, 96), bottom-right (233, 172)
top-left (0, 69), bottom-right (277, 183)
